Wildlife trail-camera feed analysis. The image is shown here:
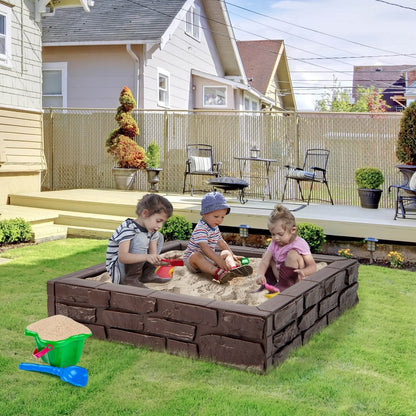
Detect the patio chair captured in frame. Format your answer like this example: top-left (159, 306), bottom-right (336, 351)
top-left (183, 144), bottom-right (222, 195)
top-left (388, 169), bottom-right (416, 220)
top-left (281, 148), bottom-right (334, 205)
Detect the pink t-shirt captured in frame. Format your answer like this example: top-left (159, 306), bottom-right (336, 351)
top-left (267, 236), bottom-right (311, 267)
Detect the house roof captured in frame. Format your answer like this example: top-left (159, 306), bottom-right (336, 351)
top-left (237, 40), bottom-right (283, 94)
top-left (42, 0), bottom-right (188, 44)
top-left (236, 39), bottom-right (296, 110)
top-left (42, 0), bottom-right (245, 78)
top-left (353, 65), bottom-right (416, 110)
top-left (352, 65), bottom-right (415, 96)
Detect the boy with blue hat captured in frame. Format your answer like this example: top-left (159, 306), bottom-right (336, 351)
top-left (183, 192), bottom-right (253, 283)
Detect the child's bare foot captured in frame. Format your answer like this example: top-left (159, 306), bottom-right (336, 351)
top-left (213, 265), bottom-right (253, 284)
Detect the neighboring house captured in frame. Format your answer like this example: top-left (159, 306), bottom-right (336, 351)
top-left (41, 0), bottom-right (277, 111)
top-left (0, 0), bottom-right (92, 205)
top-left (352, 65), bottom-right (415, 112)
top-left (237, 40), bottom-right (296, 111)
top-left (402, 67), bottom-right (416, 105)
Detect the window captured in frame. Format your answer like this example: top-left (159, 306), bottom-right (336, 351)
top-left (203, 86), bottom-right (227, 107)
top-left (157, 69), bottom-right (170, 108)
top-left (0, 3), bottom-right (12, 67)
top-left (244, 95), bottom-right (260, 112)
top-left (185, 5), bottom-right (200, 40)
top-left (42, 62), bottom-right (67, 108)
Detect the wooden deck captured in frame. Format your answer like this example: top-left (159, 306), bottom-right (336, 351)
top-left (2, 189), bottom-right (415, 245)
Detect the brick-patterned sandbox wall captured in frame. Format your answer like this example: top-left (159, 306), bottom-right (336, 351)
top-left (47, 241), bottom-right (359, 373)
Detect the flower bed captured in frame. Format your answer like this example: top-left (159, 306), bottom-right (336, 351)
top-left (47, 241), bottom-right (359, 373)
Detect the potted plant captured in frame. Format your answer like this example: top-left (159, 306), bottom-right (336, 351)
top-left (355, 167), bottom-right (384, 209)
top-left (396, 101), bottom-right (416, 185)
top-left (105, 86), bottom-right (146, 190)
top-left (145, 140), bottom-right (163, 192)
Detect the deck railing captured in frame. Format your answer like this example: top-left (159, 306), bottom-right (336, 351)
top-left (42, 109), bottom-right (403, 208)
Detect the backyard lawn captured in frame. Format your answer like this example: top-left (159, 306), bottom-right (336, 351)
top-left (0, 239), bottom-right (415, 416)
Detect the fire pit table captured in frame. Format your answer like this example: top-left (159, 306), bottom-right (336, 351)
top-left (208, 176), bottom-right (249, 204)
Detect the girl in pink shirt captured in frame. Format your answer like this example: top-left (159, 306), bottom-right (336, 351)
top-left (256, 204), bottom-right (317, 292)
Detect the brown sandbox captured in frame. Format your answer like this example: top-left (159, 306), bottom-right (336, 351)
top-left (47, 241), bottom-right (359, 373)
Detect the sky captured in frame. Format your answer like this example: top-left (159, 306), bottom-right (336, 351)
top-left (225, 0), bottom-right (416, 110)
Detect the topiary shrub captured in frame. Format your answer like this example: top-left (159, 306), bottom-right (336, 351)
top-left (297, 222), bottom-right (326, 253)
top-left (145, 140), bottom-right (161, 169)
top-left (105, 86), bottom-right (146, 169)
top-left (355, 167), bottom-right (384, 189)
top-left (160, 215), bottom-right (193, 241)
top-left (396, 101), bottom-right (416, 165)
top-left (0, 218), bottom-right (32, 245)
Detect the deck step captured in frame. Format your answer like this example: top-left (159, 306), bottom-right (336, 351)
top-left (66, 225), bottom-right (113, 239)
top-left (31, 223), bottom-right (68, 243)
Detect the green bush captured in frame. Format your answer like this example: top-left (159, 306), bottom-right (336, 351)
top-left (160, 215), bottom-right (193, 241)
top-left (355, 167), bottom-right (384, 189)
top-left (145, 140), bottom-right (161, 169)
top-left (297, 222), bottom-right (326, 253)
top-left (0, 218), bottom-right (32, 245)
top-left (396, 101), bottom-right (416, 165)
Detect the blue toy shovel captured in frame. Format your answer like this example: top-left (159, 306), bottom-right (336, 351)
top-left (19, 363), bottom-right (88, 387)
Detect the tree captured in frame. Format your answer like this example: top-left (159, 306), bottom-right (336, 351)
top-left (315, 79), bottom-right (389, 113)
top-left (396, 100), bottom-right (416, 165)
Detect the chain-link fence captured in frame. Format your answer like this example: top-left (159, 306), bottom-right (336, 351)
top-left (42, 109), bottom-right (403, 208)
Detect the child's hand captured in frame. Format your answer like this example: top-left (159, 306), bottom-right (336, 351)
top-left (294, 269), bottom-right (305, 281)
top-left (256, 275), bottom-right (266, 285)
top-left (147, 254), bottom-right (163, 265)
top-left (217, 257), bottom-right (231, 271)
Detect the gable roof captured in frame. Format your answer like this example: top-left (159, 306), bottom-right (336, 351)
top-left (42, 0), bottom-right (188, 44)
top-left (237, 40), bottom-right (283, 94)
top-left (236, 39), bottom-right (296, 110)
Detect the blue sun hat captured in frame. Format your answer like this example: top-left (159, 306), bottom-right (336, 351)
top-left (200, 192), bottom-right (230, 215)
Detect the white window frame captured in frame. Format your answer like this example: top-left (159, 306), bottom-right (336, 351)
top-left (157, 68), bottom-right (170, 108)
top-left (42, 62), bottom-right (68, 108)
top-left (203, 86), bottom-right (227, 108)
top-left (0, 3), bottom-right (12, 68)
top-left (185, 4), bottom-right (200, 41)
top-left (244, 94), bottom-right (260, 113)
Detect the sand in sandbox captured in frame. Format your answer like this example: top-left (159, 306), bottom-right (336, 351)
top-left (89, 250), bottom-right (326, 307)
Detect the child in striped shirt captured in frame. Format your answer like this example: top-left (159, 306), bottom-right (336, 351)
top-left (183, 192), bottom-right (253, 284)
top-left (106, 194), bottom-right (173, 287)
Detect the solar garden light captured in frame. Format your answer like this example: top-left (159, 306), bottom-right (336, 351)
top-left (239, 224), bottom-right (250, 246)
top-left (365, 237), bottom-right (378, 264)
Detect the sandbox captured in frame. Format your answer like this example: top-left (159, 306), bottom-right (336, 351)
top-left (47, 241), bottom-right (359, 373)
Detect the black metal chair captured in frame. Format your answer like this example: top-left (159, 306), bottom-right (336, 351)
top-left (388, 169), bottom-right (416, 220)
top-left (183, 144), bottom-right (222, 195)
top-left (281, 148), bottom-right (334, 205)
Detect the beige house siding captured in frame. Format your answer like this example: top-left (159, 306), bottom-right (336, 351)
top-left (0, 1), bottom-right (44, 204)
top-left (0, 107), bottom-right (44, 203)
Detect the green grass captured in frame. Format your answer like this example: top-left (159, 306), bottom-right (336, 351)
top-left (0, 239), bottom-right (415, 416)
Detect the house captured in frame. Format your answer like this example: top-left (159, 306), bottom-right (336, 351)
top-left (41, 0), bottom-right (278, 111)
top-left (352, 65), bottom-right (415, 112)
top-left (237, 40), bottom-right (296, 111)
top-left (0, 0), bottom-right (93, 205)
top-left (402, 67), bottom-right (416, 105)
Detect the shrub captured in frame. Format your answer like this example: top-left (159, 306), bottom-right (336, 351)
top-left (355, 167), bottom-right (384, 189)
top-left (396, 101), bottom-right (416, 165)
top-left (105, 86), bottom-right (146, 169)
top-left (297, 223), bottom-right (325, 253)
top-left (145, 140), bottom-right (161, 169)
top-left (160, 215), bottom-right (193, 241)
top-left (0, 218), bottom-right (32, 245)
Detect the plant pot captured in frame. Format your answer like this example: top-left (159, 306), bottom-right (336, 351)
top-left (112, 167), bottom-right (137, 190)
top-left (146, 168), bottom-right (162, 192)
top-left (358, 188), bottom-right (383, 209)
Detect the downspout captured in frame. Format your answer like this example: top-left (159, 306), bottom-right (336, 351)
top-left (126, 44), bottom-right (141, 108)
